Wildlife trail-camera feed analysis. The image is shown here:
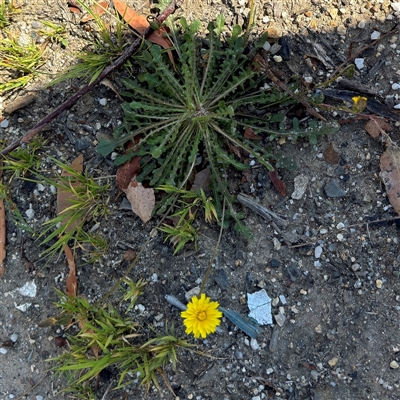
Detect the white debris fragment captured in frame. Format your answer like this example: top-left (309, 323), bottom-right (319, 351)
top-left (292, 175), bottom-right (309, 200)
top-left (98, 98), bottom-right (107, 106)
top-left (394, 104), bottom-right (400, 109)
top-left (0, 119), bottom-right (9, 128)
top-left (185, 287), bottom-right (200, 302)
top-left (273, 55), bottom-right (283, 63)
top-left (6, 281), bottom-right (37, 298)
top-left (371, 31), bottom-right (381, 40)
top-left (354, 58), bottom-right (365, 70)
top-left (0, 348), bottom-right (8, 354)
top-left (25, 204), bottom-right (34, 219)
top-left (247, 289), bottom-right (272, 325)
top-left (15, 302), bottom-right (32, 312)
top-left (279, 294), bottom-right (287, 305)
top-left (392, 83), bottom-right (400, 90)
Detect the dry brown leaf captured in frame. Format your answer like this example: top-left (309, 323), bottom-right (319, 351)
top-left (269, 169), bottom-right (287, 197)
top-left (123, 178), bottom-right (155, 223)
top-left (191, 168), bottom-right (210, 191)
top-left (80, 1), bottom-right (108, 23)
top-left (244, 127), bottom-right (260, 140)
top-left (380, 145), bottom-right (400, 214)
top-left (365, 118), bottom-right (393, 138)
top-left (113, 0), bottom-right (175, 65)
top-left (64, 244), bottom-right (77, 296)
top-left (323, 142), bottom-right (340, 164)
top-left (116, 140), bottom-right (141, 190)
top-left (57, 154), bottom-right (84, 233)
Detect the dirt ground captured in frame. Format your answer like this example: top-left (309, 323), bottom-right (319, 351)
top-left (1, 0), bottom-right (400, 399)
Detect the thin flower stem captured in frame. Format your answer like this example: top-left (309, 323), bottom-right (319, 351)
top-left (199, 197), bottom-right (225, 295)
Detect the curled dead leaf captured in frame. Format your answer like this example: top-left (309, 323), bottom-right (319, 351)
top-left (123, 179), bottom-right (155, 223)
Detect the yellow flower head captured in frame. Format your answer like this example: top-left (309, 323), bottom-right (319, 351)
top-left (181, 294), bottom-right (222, 339)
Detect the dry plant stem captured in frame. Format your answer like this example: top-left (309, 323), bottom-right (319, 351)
top-left (255, 55), bottom-right (327, 122)
top-left (0, 0), bottom-right (184, 158)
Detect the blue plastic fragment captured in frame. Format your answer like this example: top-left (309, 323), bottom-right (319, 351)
top-left (219, 307), bottom-right (261, 338)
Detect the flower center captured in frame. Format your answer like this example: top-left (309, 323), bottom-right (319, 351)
top-left (197, 311), bottom-right (207, 321)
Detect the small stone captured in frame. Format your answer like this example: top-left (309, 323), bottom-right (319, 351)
top-left (371, 31), bottom-right (381, 40)
top-left (315, 245), bottom-right (323, 258)
top-left (10, 334), bottom-right (18, 343)
top-left (250, 338), bottom-right (260, 350)
top-left (287, 264), bottom-right (300, 282)
top-left (391, 2), bottom-right (400, 12)
top-left (214, 269), bottom-right (229, 290)
top-left (0, 119), bottom-right (9, 128)
top-left (292, 175), bottom-right (309, 200)
top-left (266, 367), bottom-right (274, 375)
top-left (262, 41), bottom-right (271, 51)
top-left (279, 295), bottom-right (286, 305)
top-left (358, 20), bottom-right (366, 29)
top-left (273, 55), bottom-right (283, 63)
top-left (354, 58), bottom-right (365, 70)
top-left (185, 287), bottom-right (200, 302)
top-left (392, 83), bottom-right (400, 90)
top-left (311, 370), bottom-right (320, 380)
top-left (390, 360), bottom-right (399, 369)
top-left (36, 396), bottom-right (44, 400)
top-left (136, 304), bottom-right (145, 313)
top-left (31, 21), bottom-right (42, 29)
top-left (376, 279), bottom-right (383, 289)
top-left (394, 104), bottom-right (400, 109)
top-left (75, 139), bottom-right (90, 151)
top-left (328, 357), bottom-right (339, 367)
top-left (273, 237), bottom-right (281, 250)
top-left (270, 259), bottom-right (281, 268)
top-left (315, 324), bottom-right (322, 333)
top-left (0, 347), bottom-right (8, 354)
top-left (324, 179), bottom-right (346, 198)
top-left (300, 289), bottom-right (307, 295)
top-left (274, 313), bottom-right (286, 327)
top-left (98, 98), bottom-right (107, 106)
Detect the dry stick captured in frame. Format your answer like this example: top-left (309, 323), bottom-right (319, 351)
top-left (0, 0), bottom-right (184, 158)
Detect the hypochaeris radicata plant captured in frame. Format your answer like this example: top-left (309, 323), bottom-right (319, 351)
top-left (98, 15), bottom-right (338, 235)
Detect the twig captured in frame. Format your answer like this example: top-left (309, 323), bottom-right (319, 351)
top-left (0, 0), bottom-right (184, 158)
top-left (237, 193), bottom-right (288, 228)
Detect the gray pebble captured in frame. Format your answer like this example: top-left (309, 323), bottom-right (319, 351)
top-left (75, 139), bottom-right (90, 151)
top-left (287, 263), bottom-right (300, 281)
top-left (214, 269), bottom-right (229, 290)
top-left (31, 21), bottom-right (42, 29)
top-left (324, 179), bottom-right (346, 198)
